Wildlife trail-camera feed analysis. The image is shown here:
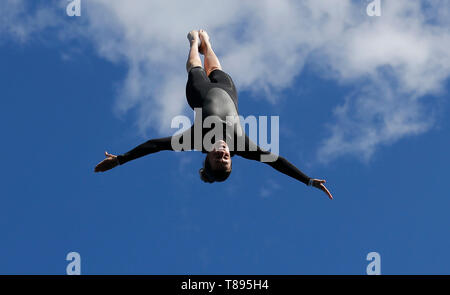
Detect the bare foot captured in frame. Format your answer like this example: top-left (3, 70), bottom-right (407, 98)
top-left (198, 29), bottom-right (210, 55)
top-left (187, 30), bottom-right (201, 49)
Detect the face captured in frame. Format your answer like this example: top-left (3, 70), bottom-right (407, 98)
top-left (207, 140), bottom-right (231, 171)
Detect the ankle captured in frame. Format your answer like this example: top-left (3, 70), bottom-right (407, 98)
top-left (203, 39), bottom-right (211, 48)
top-left (190, 39), bottom-right (199, 47)
top-left (200, 41), bottom-right (212, 54)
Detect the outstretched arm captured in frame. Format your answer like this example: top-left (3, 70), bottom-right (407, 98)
top-left (266, 157), bottom-right (333, 199)
top-left (116, 136), bottom-right (173, 165)
top-left (94, 125), bottom-right (194, 172)
top-left (238, 147), bottom-right (310, 184)
top-left (236, 135), bottom-right (333, 199)
top-left (94, 136), bottom-right (173, 172)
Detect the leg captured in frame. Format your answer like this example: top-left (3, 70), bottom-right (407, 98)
top-left (186, 30), bottom-right (202, 73)
top-left (186, 67), bottom-right (210, 110)
top-left (199, 30), bottom-right (222, 76)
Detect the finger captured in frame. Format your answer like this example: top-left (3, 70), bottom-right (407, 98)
top-left (313, 180), bottom-right (324, 188)
top-left (105, 154), bottom-right (113, 159)
top-left (312, 179), bottom-right (326, 184)
top-left (319, 183), bottom-right (327, 193)
top-left (320, 184), bottom-right (333, 200)
top-left (322, 188), bottom-right (332, 200)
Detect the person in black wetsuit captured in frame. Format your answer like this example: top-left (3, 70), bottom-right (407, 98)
top-left (94, 30), bottom-right (333, 200)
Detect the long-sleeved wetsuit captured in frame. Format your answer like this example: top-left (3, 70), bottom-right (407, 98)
top-left (117, 66), bottom-right (311, 185)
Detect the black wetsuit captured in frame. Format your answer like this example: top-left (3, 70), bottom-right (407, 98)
top-left (117, 67), bottom-right (311, 185)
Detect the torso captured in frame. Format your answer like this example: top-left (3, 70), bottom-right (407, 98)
top-left (182, 87), bottom-right (245, 154)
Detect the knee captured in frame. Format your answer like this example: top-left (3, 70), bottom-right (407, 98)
top-left (206, 66), bottom-right (222, 76)
top-left (186, 63), bottom-right (202, 73)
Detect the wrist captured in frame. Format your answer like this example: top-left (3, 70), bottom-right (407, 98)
top-left (308, 178), bottom-right (314, 186)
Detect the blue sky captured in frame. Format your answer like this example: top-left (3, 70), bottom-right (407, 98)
top-left (1, 0), bottom-right (449, 274)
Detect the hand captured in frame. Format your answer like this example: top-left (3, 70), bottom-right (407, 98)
top-left (94, 151), bottom-right (119, 172)
top-left (311, 179), bottom-right (333, 200)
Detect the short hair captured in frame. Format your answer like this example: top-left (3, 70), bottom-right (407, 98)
top-left (199, 157), bottom-right (232, 183)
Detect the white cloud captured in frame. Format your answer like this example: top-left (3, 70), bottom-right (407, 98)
top-left (318, 79), bottom-right (436, 163)
top-left (0, 0), bottom-right (66, 43)
top-left (314, 0), bottom-right (450, 162)
top-left (2, 0), bottom-right (450, 162)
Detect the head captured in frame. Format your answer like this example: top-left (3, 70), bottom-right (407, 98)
top-left (199, 140), bottom-right (232, 183)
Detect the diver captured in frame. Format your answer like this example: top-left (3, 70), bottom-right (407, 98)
top-left (94, 30), bottom-right (333, 200)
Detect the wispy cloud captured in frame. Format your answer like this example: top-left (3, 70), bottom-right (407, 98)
top-left (318, 79), bottom-right (436, 163)
top-left (0, 0), bottom-right (61, 43)
top-left (2, 0), bottom-right (449, 163)
top-left (259, 179), bottom-right (281, 199)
